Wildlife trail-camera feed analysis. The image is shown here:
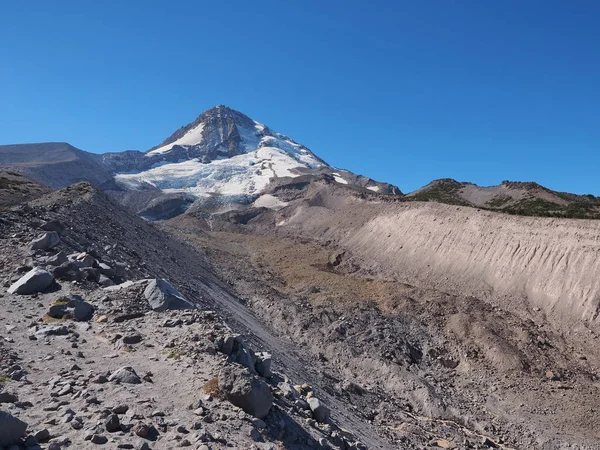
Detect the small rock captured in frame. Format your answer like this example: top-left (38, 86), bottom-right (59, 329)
top-left (122, 333), bottom-right (142, 345)
top-left (249, 427), bottom-right (262, 442)
top-left (34, 429), bottom-right (50, 443)
top-left (105, 413), bottom-right (121, 432)
top-left (132, 422), bottom-right (150, 438)
top-left (0, 392), bottom-right (18, 403)
top-left (112, 404), bottom-right (129, 414)
top-left (307, 397), bottom-right (330, 423)
top-left (91, 434), bottom-right (108, 444)
top-left (108, 366), bottom-right (141, 384)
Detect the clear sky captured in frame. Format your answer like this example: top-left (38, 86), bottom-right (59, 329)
top-left (1, 1), bottom-right (598, 194)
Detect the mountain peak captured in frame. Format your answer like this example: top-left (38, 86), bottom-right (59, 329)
top-left (114, 106), bottom-right (330, 196)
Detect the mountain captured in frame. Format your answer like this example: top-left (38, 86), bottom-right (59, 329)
top-left (0, 142), bottom-right (116, 189)
top-left (0, 106), bottom-right (399, 219)
top-left (406, 178), bottom-right (600, 219)
top-left (109, 105), bottom-right (397, 198)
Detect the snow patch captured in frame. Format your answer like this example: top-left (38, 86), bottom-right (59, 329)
top-left (147, 123), bottom-right (206, 156)
top-left (252, 194), bottom-right (288, 210)
top-left (367, 185), bottom-right (380, 192)
top-left (116, 146), bottom-right (315, 196)
top-left (333, 174), bottom-right (348, 185)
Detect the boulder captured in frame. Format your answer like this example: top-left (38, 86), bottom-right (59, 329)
top-left (255, 352), bottom-right (272, 378)
top-left (227, 336), bottom-right (257, 373)
top-left (47, 295), bottom-right (94, 321)
top-left (308, 397), bottom-right (330, 423)
top-left (41, 220), bottom-right (64, 232)
top-left (30, 232), bottom-right (61, 251)
top-left (144, 279), bottom-right (194, 312)
top-left (218, 367), bottom-right (273, 419)
top-left (81, 267), bottom-right (101, 283)
top-left (7, 268), bottom-right (54, 295)
top-left (0, 411), bottom-right (28, 446)
top-left (108, 366), bottom-right (141, 384)
top-left (76, 253), bottom-right (97, 268)
top-left (219, 334), bottom-right (236, 355)
top-left (277, 382), bottom-right (299, 399)
top-left (98, 263), bottom-right (115, 278)
top-left (34, 325), bottom-right (70, 338)
top-left (99, 275), bottom-right (114, 287)
top-left (114, 263), bottom-right (127, 278)
top-left (0, 392), bottom-right (18, 403)
top-left (52, 262), bottom-right (82, 282)
top-left (43, 251), bottom-right (68, 267)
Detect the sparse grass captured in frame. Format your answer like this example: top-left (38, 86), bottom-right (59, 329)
top-left (0, 375), bottom-right (10, 384)
top-left (485, 195), bottom-right (512, 208)
top-left (203, 377), bottom-right (221, 396)
top-left (163, 348), bottom-right (186, 360)
top-left (404, 179), bottom-right (471, 207)
top-left (499, 198), bottom-right (600, 220)
top-left (42, 313), bottom-right (69, 323)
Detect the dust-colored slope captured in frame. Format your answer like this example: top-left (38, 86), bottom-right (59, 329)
top-left (272, 184), bottom-right (600, 328)
top-left (0, 143), bottom-right (116, 189)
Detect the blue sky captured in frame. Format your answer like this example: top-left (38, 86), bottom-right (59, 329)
top-left (1, 1), bottom-right (598, 194)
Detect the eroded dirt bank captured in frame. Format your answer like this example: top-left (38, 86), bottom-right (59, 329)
top-left (273, 189), bottom-right (600, 329)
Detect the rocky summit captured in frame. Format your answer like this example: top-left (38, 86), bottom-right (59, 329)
top-left (0, 107), bottom-right (600, 450)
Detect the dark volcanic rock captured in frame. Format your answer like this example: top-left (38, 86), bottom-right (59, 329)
top-left (0, 411), bottom-right (28, 446)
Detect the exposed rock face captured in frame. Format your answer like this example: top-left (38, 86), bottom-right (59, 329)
top-left (0, 411), bottom-right (28, 446)
top-left (7, 267), bottom-right (54, 295)
top-left (144, 278), bottom-right (194, 312)
top-left (138, 193), bottom-right (196, 220)
top-left (218, 366), bottom-right (273, 419)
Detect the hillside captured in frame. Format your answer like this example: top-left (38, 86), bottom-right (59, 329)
top-left (406, 178), bottom-right (600, 218)
top-left (0, 143), bottom-right (116, 189)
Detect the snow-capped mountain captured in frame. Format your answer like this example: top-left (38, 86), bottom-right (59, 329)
top-left (114, 105), bottom-right (328, 196)
top-left (0, 106), bottom-right (400, 219)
